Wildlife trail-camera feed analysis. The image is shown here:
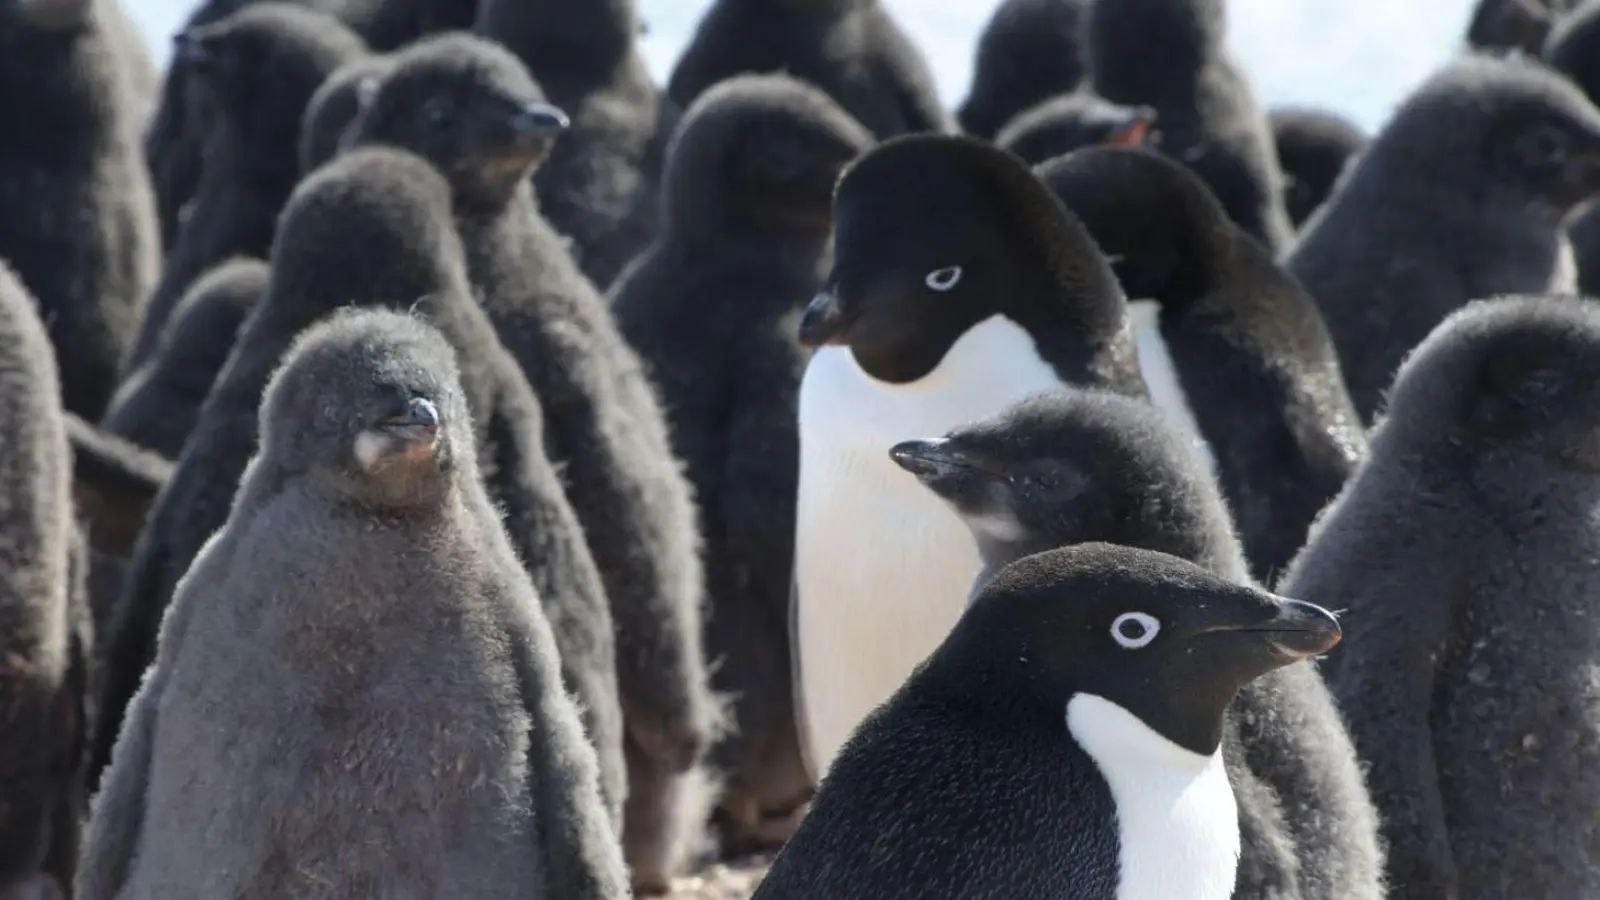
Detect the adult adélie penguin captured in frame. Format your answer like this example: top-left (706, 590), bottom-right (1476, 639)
top-left (756, 543), bottom-right (1343, 900)
top-left (789, 133), bottom-right (1146, 779)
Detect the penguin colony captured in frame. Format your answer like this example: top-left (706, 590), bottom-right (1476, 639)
top-left (6, 0), bottom-right (1600, 896)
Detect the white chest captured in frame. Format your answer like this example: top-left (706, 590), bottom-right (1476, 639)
top-left (1128, 300), bottom-right (1216, 475)
top-left (791, 315), bottom-right (1066, 777)
top-left (1067, 693), bottom-right (1240, 900)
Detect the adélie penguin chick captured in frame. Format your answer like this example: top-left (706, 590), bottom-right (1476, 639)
top-left (77, 310), bottom-right (626, 900)
top-left (1280, 295), bottom-right (1600, 900)
top-left (344, 35), bottom-right (721, 891)
top-left (791, 133), bottom-right (1145, 778)
top-left (667, 0), bottom-right (952, 140)
top-left (957, 0), bottom-right (1089, 140)
top-left (93, 147), bottom-right (628, 842)
top-left (892, 390), bottom-right (1386, 900)
top-left (0, 0), bottom-right (160, 421)
top-left (1286, 54), bottom-right (1600, 424)
top-left (124, 3), bottom-right (366, 371)
top-left (754, 542), bottom-right (1342, 900)
top-left (101, 257), bottom-right (267, 461)
top-left (1084, 0), bottom-right (1295, 254)
top-left (1036, 146), bottom-right (1367, 584)
top-left (609, 72), bottom-right (874, 854)
top-left (0, 262), bottom-right (91, 900)
top-left (1268, 107), bottom-right (1368, 229)
top-left (475, 0), bottom-right (676, 290)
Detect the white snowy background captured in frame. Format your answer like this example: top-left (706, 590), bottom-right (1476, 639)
top-left (122, 0), bottom-right (1486, 135)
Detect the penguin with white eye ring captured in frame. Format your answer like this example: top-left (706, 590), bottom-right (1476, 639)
top-left (755, 542), bottom-right (1342, 900)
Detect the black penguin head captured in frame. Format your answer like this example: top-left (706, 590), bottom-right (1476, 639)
top-left (1468, 0), bottom-right (1563, 53)
top-left (1379, 295), bottom-right (1600, 473)
top-left (891, 390), bottom-right (1240, 571)
top-left (300, 55), bottom-right (398, 176)
top-left (345, 33), bottom-right (570, 213)
top-left (270, 146), bottom-right (469, 327)
top-left (1268, 107), bottom-right (1369, 226)
top-left (259, 309), bottom-right (472, 509)
top-left (936, 543), bottom-right (1341, 756)
top-left (174, 4), bottom-right (365, 164)
top-left (661, 73), bottom-right (874, 240)
top-left (996, 93), bottom-right (1157, 167)
top-left (1378, 54), bottom-right (1600, 215)
top-left (957, 0), bottom-right (1089, 139)
top-left (799, 134), bottom-right (1128, 383)
top-left (1036, 145), bottom-right (1235, 305)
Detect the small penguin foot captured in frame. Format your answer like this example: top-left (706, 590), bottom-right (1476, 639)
top-left (0, 873), bottom-right (65, 900)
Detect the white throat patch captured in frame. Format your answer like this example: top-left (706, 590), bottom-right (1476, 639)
top-left (792, 314), bottom-right (1066, 778)
top-left (1066, 693), bottom-right (1239, 900)
top-left (1128, 300), bottom-right (1216, 475)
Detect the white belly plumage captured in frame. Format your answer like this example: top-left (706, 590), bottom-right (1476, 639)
top-left (1067, 694), bottom-right (1240, 900)
top-left (792, 315), bottom-right (1068, 778)
top-left (1128, 300), bottom-right (1216, 475)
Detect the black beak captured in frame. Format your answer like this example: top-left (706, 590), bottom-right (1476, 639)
top-left (1227, 598), bottom-right (1342, 660)
top-left (383, 397), bottom-right (440, 443)
top-left (798, 288), bottom-right (849, 347)
top-left (1108, 107), bottom-right (1156, 148)
top-left (510, 102), bottom-right (570, 139)
top-left (890, 438), bottom-right (971, 481)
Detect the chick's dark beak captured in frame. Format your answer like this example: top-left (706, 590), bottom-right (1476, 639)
top-left (1108, 108), bottom-right (1156, 148)
top-left (383, 397), bottom-right (440, 444)
top-left (798, 288), bottom-right (849, 347)
top-left (889, 438), bottom-right (965, 480)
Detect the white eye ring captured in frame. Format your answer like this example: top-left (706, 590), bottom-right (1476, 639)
top-left (1111, 612), bottom-right (1160, 649)
top-left (924, 265), bottom-right (963, 292)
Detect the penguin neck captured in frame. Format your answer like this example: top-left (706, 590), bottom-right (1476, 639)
top-left (1067, 692), bottom-right (1238, 900)
top-left (837, 314), bottom-right (1060, 406)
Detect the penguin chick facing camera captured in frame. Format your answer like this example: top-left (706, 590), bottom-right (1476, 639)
top-left (790, 132), bottom-right (1146, 780)
top-left (1282, 295), bottom-right (1600, 900)
top-left (1287, 53), bottom-right (1600, 425)
top-left (891, 389), bottom-right (1385, 900)
top-left (343, 34), bottom-right (722, 892)
top-left (78, 310), bottom-right (626, 900)
top-left (754, 542), bottom-right (1342, 900)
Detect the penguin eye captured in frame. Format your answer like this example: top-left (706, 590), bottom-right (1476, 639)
top-left (1110, 612), bottom-right (1160, 649)
top-left (924, 266), bottom-right (963, 292)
